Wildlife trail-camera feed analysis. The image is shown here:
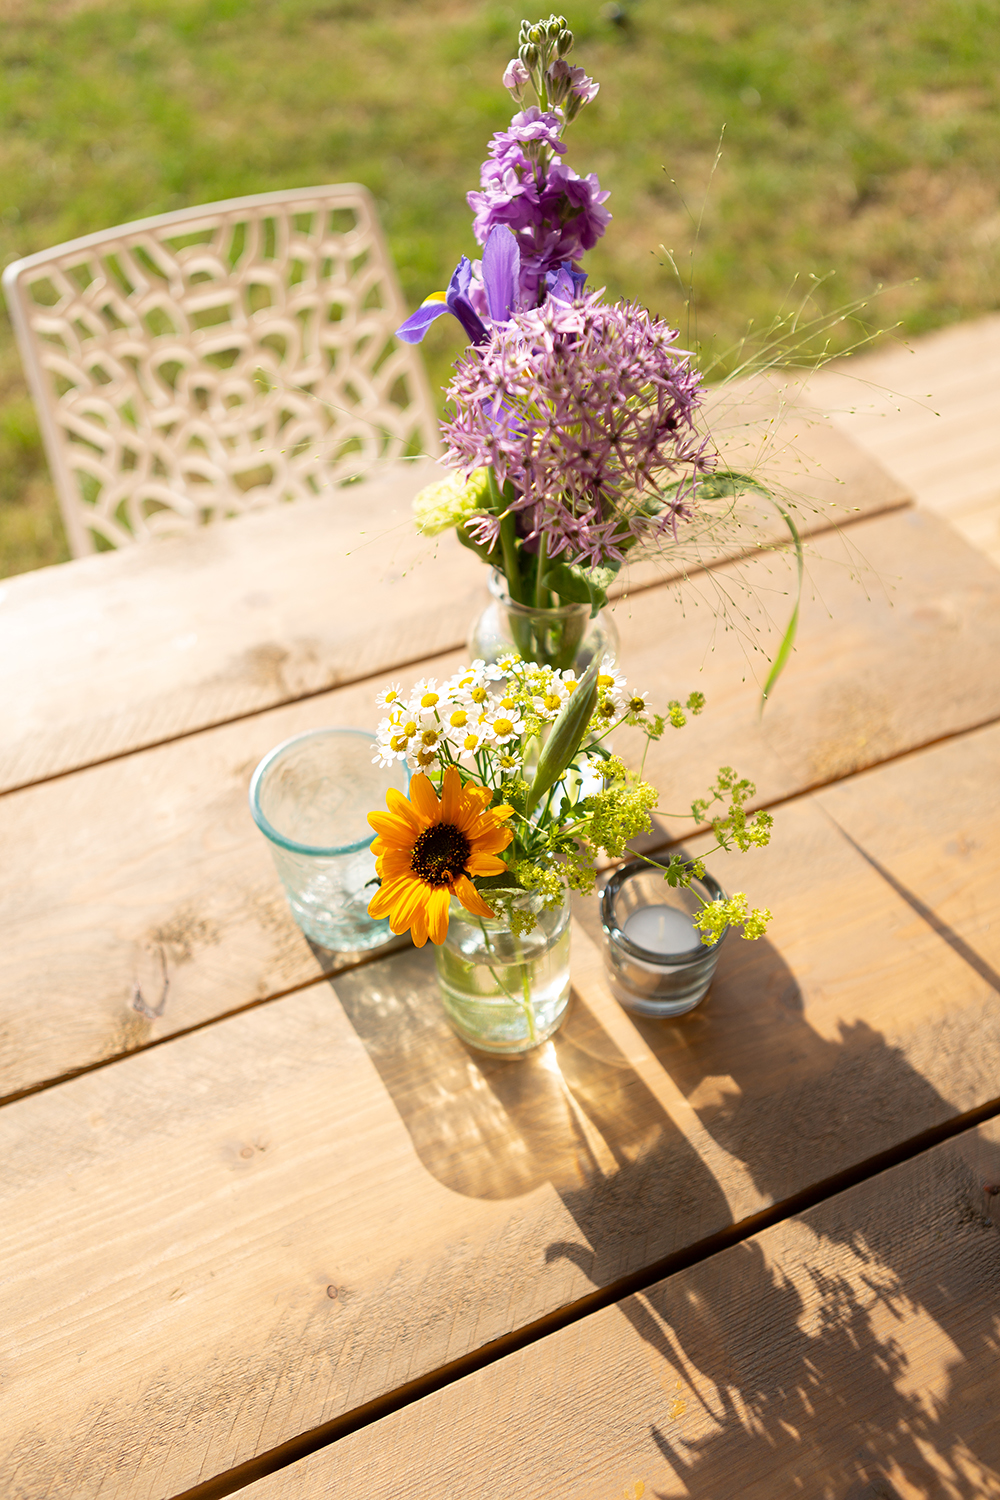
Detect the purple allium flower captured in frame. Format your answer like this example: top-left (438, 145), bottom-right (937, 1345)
top-left (440, 293), bottom-right (713, 567)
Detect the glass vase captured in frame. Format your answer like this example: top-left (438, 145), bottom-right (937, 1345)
top-left (434, 890), bottom-right (572, 1056)
top-left (469, 570), bottom-right (619, 674)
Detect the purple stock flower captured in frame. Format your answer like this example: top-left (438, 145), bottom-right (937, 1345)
top-left (546, 59), bottom-right (600, 120)
top-left (503, 58), bottom-right (530, 100)
top-left (440, 292), bottom-right (713, 568)
top-left (467, 111), bottom-right (610, 305)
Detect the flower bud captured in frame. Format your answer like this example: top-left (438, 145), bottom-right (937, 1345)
top-left (503, 57), bottom-right (530, 96)
top-left (527, 24), bottom-right (542, 43)
top-left (557, 27), bottom-right (574, 55)
top-left (525, 661), bottom-right (600, 816)
top-left (519, 40), bottom-right (540, 69)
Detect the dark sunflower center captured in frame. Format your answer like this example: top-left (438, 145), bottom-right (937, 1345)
top-left (410, 822), bottom-right (471, 887)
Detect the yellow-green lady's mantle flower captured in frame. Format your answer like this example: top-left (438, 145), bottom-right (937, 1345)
top-left (413, 467), bottom-right (492, 536)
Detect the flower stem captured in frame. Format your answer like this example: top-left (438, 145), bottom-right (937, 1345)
top-left (534, 532), bottom-right (549, 611)
top-left (476, 917), bottom-right (538, 1045)
top-left (489, 469), bottom-right (525, 605)
top-left (513, 930), bottom-right (539, 1044)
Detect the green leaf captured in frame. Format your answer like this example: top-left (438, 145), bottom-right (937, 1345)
top-left (542, 557), bottom-right (620, 617)
top-left (654, 468), bottom-right (802, 710)
top-left (759, 497), bottom-right (804, 712)
top-left (657, 468), bottom-right (772, 504)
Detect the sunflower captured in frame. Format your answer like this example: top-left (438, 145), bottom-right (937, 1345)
top-left (367, 765), bottom-right (515, 946)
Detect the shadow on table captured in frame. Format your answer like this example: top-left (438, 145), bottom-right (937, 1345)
top-left (327, 925), bottom-right (1000, 1498)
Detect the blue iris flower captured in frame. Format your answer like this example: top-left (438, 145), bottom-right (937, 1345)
top-left (395, 226), bottom-right (522, 346)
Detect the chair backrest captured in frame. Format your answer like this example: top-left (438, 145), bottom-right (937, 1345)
top-left (2, 184), bottom-right (441, 555)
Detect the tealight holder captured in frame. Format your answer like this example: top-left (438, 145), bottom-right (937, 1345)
top-left (600, 859), bottom-right (729, 1017)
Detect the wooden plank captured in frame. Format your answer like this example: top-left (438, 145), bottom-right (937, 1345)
top-left (0, 407), bottom-right (907, 795)
top-left (815, 719), bottom-right (1000, 981)
top-left (626, 507), bottom-right (1000, 835)
top-left (0, 663), bottom-right (440, 1104)
top-left (240, 1117), bottom-right (1000, 1500)
top-left (803, 315), bottom-right (1000, 529)
top-left (3, 798), bottom-right (1000, 1498)
top-left (0, 457), bottom-right (484, 795)
top-left (3, 509), bottom-right (999, 1102)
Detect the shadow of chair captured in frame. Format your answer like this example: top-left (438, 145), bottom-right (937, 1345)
top-left (2, 183), bottom-right (440, 555)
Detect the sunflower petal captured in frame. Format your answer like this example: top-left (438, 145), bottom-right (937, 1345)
top-left (468, 826), bottom-right (513, 857)
top-left (408, 774), bottom-right (441, 824)
top-left (454, 874), bottom-right (499, 921)
top-left (455, 786), bottom-right (493, 832)
top-left (384, 787), bottom-right (425, 831)
top-left (426, 886), bottom-right (451, 945)
top-left (438, 764), bottom-right (463, 825)
top-left (410, 902), bottom-right (429, 947)
top-left (368, 874), bottom-right (410, 919)
top-left (377, 850), bottom-right (417, 877)
top-left (465, 852), bottom-right (509, 876)
top-left (369, 808), bottom-right (419, 842)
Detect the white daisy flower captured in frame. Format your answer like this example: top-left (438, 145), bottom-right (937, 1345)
top-left (455, 727), bottom-right (491, 762)
top-left (596, 660), bottom-right (627, 706)
top-left (455, 676), bottom-right (494, 709)
top-left (623, 688), bottom-right (655, 722)
top-left (531, 676), bottom-right (575, 719)
top-left (493, 746), bottom-right (524, 773)
top-left (407, 744), bottom-right (442, 772)
top-left (487, 708), bottom-right (525, 745)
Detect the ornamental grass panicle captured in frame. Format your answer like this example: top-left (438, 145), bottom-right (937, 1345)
top-left (368, 654), bottom-right (772, 948)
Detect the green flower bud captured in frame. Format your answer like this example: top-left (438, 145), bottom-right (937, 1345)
top-left (527, 24), bottom-right (542, 43)
top-left (557, 27), bottom-right (574, 55)
top-left (525, 660), bottom-right (600, 816)
top-left (519, 40), bottom-right (540, 68)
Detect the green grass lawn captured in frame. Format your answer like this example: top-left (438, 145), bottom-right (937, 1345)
top-left (2, 0), bottom-right (998, 575)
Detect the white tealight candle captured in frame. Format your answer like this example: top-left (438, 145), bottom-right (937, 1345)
top-left (623, 904), bottom-right (699, 958)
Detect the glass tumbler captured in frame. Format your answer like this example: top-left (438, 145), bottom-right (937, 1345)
top-left (249, 727), bottom-right (407, 951)
top-left (600, 859), bottom-right (729, 1017)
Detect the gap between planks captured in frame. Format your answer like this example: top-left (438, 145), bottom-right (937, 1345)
top-left (0, 494), bottom-right (910, 803)
top-left (163, 1092), bottom-right (1000, 1500)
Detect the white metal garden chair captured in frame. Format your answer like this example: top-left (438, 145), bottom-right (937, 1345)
top-left (2, 184), bottom-right (440, 556)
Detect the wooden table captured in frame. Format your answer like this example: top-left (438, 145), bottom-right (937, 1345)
top-left (3, 415), bottom-right (1000, 1500)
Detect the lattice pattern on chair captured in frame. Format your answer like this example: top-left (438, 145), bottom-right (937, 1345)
top-left (3, 184), bottom-right (440, 554)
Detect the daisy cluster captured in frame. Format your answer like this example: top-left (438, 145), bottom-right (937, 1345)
top-left (373, 654), bottom-right (666, 780)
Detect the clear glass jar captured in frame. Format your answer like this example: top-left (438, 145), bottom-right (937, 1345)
top-left (249, 728), bottom-right (407, 952)
top-left (469, 571), bottom-right (619, 673)
top-left (434, 889), bottom-right (572, 1056)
